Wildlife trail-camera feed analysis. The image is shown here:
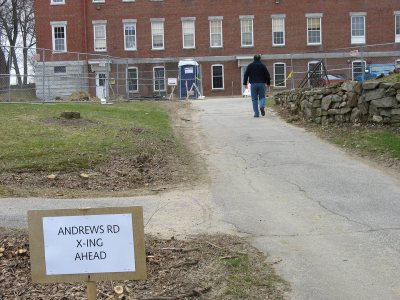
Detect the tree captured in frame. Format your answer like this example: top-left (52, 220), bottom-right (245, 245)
top-left (0, 0), bottom-right (35, 87)
top-left (18, 0), bottom-right (35, 85)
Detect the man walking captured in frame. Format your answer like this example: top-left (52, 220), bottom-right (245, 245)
top-left (243, 54), bottom-right (271, 117)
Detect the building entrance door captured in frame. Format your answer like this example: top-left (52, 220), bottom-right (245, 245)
top-left (96, 73), bottom-right (106, 99)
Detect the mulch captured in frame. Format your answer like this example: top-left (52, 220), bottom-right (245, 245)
top-left (0, 228), bottom-right (288, 300)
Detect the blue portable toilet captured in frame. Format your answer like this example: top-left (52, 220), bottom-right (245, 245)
top-left (178, 59), bottom-right (201, 99)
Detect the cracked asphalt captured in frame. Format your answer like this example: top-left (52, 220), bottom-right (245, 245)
top-left (195, 97), bottom-right (400, 300)
top-left (1, 97), bottom-right (400, 299)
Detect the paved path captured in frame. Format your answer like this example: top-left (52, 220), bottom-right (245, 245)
top-left (1, 97), bottom-right (400, 299)
top-left (194, 97), bottom-right (400, 300)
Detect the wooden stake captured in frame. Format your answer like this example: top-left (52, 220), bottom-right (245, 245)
top-left (87, 281), bottom-right (97, 300)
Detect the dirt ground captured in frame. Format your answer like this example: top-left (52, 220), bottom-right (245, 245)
top-left (0, 228), bottom-right (288, 300)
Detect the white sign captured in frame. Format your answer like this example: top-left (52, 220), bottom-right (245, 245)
top-left (184, 67), bottom-right (193, 74)
top-left (349, 50), bottom-right (359, 57)
top-left (168, 78), bottom-right (177, 86)
top-left (42, 214), bottom-right (135, 275)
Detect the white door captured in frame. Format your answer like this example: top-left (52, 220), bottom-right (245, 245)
top-left (96, 73), bottom-right (106, 99)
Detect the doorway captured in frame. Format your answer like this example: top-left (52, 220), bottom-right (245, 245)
top-left (96, 72), bottom-right (106, 99)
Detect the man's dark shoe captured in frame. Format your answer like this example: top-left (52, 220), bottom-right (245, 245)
top-left (260, 107), bottom-right (265, 116)
top-left (254, 114), bottom-right (259, 118)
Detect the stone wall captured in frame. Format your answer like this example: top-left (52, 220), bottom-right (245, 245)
top-left (274, 81), bottom-right (400, 125)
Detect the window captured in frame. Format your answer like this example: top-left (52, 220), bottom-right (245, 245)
top-left (123, 20), bottom-right (137, 50)
top-left (92, 0), bottom-right (105, 3)
top-left (51, 0), bottom-right (65, 4)
top-left (151, 19), bottom-right (165, 50)
top-left (51, 22), bottom-right (67, 52)
top-left (306, 14), bottom-right (322, 45)
top-left (54, 66), bottom-right (66, 73)
top-left (127, 67), bottom-right (138, 93)
top-left (182, 18), bottom-right (195, 49)
top-left (211, 64), bottom-right (224, 89)
top-left (240, 16), bottom-right (254, 47)
top-left (274, 63), bottom-right (286, 87)
top-left (153, 67), bottom-right (165, 91)
top-left (351, 13), bottom-right (366, 44)
top-left (272, 15), bottom-right (285, 46)
top-left (395, 12), bottom-right (400, 43)
top-left (209, 17), bottom-right (223, 48)
top-left (308, 61), bottom-right (322, 87)
top-left (93, 22), bottom-right (107, 51)
top-left (352, 60), bottom-right (366, 80)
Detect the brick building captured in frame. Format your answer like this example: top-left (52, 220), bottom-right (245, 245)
top-left (34, 0), bottom-right (400, 100)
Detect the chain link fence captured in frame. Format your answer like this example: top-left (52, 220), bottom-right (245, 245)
top-left (1, 43), bottom-right (399, 103)
top-left (285, 43), bottom-right (400, 90)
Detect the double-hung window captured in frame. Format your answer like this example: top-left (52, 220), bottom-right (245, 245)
top-left (272, 15), bottom-right (285, 46)
top-left (182, 18), bottom-right (195, 49)
top-left (395, 12), bottom-right (400, 43)
top-left (352, 60), bottom-right (366, 81)
top-left (351, 13), bottom-right (366, 44)
top-left (274, 63), bottom-right (286, 88)
top-left (209, 17), bottom-right (223, 48)
top-left (151, 19), bottom-right (165, 50)
top-left (240, 16), bottom-right (254, 47)
top-left (308, 61), bottom-right (322, 87)
top-left (51, 21), bottom-right (67, 52)
top-left (127, 67), bottom-right (138, 93)
top-left (123, 20), bottom-right (137, 51)
top-left (153, 67), bottom-right (165, 92)
top-left (93, 21), bottom-right (107, 51)
top-left (306, 14), bottom-right (322, 45)
top-left (211, 64), bottom-right (224, 90)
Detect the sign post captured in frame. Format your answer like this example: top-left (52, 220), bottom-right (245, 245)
top-left (28, 207), bottom-right (146, 299)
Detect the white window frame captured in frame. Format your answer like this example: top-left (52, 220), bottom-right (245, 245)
top-left (182, 17), bottom-right (196, 49)
top-left (209, 17), bottom-right (223, 48)
top-left (306, 14), bottom-right (322, 46)
top-left (92, 21), bottom-right (107, 52)
top-left (51, 0), bottom-right (65, 5)
top-left (352, 60), bottom-right (367, 81)
top-left (211, 64), bottom-right (224, 90)
top-left (153, 66), bottom-right (166, 92)
top-left (395, 12), bottom-right (400, 43)
top-left (51, 21), bottom-right (67, 52)
top-left (240, 16), bottom-right (254, 48)
top-left (127, 67), bottom-right (139, 93)
top-left (92, 0), bottom-right (105, 3)
top-left (350, 13), bottom-right (366, 44)
top-left (272, 15), bottom-right (286, 47)
top-left (274, 62), bottom-right (286, 88)
top-left (123, 20), bottom-right (137, 51)
top-left (151, 19), bottom-right (165, 50)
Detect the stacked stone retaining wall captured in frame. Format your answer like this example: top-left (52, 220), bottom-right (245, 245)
top-left (274, 81), bottom-right (400, 125)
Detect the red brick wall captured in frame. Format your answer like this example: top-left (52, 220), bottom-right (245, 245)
top-left (34, 0), bottom-right (400, 96)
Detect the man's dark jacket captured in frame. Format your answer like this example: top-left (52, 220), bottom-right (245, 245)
top-left (243, 61), bottom-right (271, 85)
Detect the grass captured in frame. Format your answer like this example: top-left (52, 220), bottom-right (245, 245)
top-left (376, 73), bottom-right (400, 83)
top-left (0, 102), bottom-right (186, 173)
top-left (220, 256), bottom-right (288, 299)
top-left (331, 129), bottom-right (400, 159)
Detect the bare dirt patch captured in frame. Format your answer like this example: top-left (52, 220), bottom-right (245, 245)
top-left (0, 228), bottom-right (289, 300)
